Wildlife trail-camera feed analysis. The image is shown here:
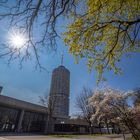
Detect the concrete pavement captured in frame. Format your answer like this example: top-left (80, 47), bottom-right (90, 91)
top-left (0, 135), bottom-right (126, 140)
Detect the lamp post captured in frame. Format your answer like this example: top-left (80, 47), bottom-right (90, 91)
top-left (91, 124), bottom-right (94, 134)
top-left (60, 121), bottom-right (64, 133)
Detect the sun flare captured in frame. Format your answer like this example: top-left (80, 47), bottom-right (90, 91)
top-left (8, 28), bottom-right (27, 49)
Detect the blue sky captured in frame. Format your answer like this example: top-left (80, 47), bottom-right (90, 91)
top-left (0, 4), bottom-right (140, 115)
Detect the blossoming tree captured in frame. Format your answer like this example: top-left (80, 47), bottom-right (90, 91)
top-left (89, 88), bottom-right (140, 140)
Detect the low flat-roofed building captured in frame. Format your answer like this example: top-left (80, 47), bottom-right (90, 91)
top-left (0, 95), bottom-right (99, 134)
top-left (0, 95), bottom-right (48, 133)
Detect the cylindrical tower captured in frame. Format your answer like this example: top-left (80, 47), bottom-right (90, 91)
top-left (50, 65), bottom-right (70, 119)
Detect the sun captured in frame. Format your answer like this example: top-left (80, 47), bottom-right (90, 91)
top-left (7, 28), bottom-right (27, 49)
top-left (10, 34), bottom-right (26, 48)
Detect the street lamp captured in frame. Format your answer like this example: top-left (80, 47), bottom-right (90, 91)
top-left (60, 121), bottom-right (65, 133)
top-left (91, 124), bottom-right (93, 134)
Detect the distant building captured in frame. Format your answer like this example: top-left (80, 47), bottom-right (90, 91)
top-left (49, 65), bottom-right (70, 119)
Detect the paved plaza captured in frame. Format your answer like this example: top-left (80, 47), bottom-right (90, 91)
top-left (0, 135), bottom-right (127, 140)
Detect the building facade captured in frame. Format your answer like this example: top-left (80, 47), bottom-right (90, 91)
top-left (0, 95), bottom-right (47, 133)
top-left (0, 95), bottom-right (91, 134)
top-left (49, 65), bottom-right (70, 119)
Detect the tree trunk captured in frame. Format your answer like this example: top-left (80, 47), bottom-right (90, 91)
top-left (112, 123), bottom-right (115, 134)
top-left (99, 123), bottom-right (102, 134)
top-left (122, 131), bottom-right (125, 140)
top-left (124, 120), bottom-right (140, 140)
top-left (92, 126), bottom-right (94, 134)
top-left (105, 120), bottom-right (110, 134)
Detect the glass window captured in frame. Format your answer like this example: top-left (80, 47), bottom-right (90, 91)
top-left (0, 106), bottom-right (19, 132)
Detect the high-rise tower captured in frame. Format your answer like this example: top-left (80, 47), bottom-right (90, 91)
top-left (49, 58), bottom-right (70, 119)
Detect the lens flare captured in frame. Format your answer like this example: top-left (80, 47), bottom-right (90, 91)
top-left (7, 28), bottom-right (27, 49)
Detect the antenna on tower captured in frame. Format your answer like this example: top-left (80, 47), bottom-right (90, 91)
top-left (61, 53), bottom-right (64, 65)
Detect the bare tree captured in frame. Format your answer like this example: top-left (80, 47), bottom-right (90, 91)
top-left (39, 95), bottom-right (56, 134)
top-left (75, 87), bottom-right (95, 134)
top-left (0, 0), bottom-right (77, 68)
